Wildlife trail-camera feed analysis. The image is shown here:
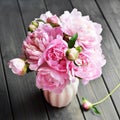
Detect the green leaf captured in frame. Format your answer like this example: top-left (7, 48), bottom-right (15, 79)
top-left (68, 33), bottom-right (78, 48)
top-left (92, 106), bottom-right (101, 115)
top-left (36, 19), bottom-right (46, 23)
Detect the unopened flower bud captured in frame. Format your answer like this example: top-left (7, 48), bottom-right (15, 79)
top-left (82, 98), bottom-right (93, 111)
top-left (8, 58), bottom-right (27, 76)
top-left (28, 21), bottom-right (39, 32)
top-left (66, 47), bottom-right (81, 61)
top-left (47, 15), bottom-right (59, 24)
top-left (32, 21), bottom-right (39, 27)
top-left (47, 15), bottom-right (60, 27)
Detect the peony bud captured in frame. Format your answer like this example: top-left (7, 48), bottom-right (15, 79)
top-left (8, 58), bottom-right (27, 76)
top-left (47, 15), bottom-right (60, 27)
top-left (82, 98), bottom-right (93, 111)
top-left (28, 21), bottom-right (38, 32)
top-left (31, 21), bottom-right (39, 27)
top-left (47, 15), bottom-right (59, 24)
top-left (66, 47), bottom-right (81, 61)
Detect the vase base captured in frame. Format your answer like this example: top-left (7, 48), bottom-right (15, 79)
top-left (43, 78), bottom-right (79, 108)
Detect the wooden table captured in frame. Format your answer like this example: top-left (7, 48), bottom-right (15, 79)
top-left (0, 0), bottom-right (120, 119)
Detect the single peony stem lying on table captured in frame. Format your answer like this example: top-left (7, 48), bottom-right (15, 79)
top-left (82, 83), bottom-right (120, 114)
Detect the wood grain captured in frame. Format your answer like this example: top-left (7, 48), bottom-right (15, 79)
top-left (0, 0), bottom-right (48, 119)
top-left (95, 0), bottom-right (120, 47)
top-left (0, 0), bottom-right (120, 119)
top-left (0, 50), bottom-right (13, 119)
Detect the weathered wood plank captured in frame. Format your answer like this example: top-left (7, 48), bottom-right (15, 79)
top-left (0, 0), bottom-right (48, 119)
top-left (94, 0), bottom-right (120, 115)
top-left (0, 51), bottom-right (13, 119)
top-left (71, 0), bottom-right (120, 119)
top-left (44, 0), bottom-right (72, 15)
top-left (95, 0), bottom-right (120, 46)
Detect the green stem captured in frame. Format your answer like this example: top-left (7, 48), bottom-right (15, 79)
top-left (92, 83), bottom-right (120, 106)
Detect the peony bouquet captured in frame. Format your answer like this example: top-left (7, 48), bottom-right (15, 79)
top-left (8, 9), bottom-right (106, 94)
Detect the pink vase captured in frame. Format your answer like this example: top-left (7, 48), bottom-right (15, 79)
top-left (43, 78), bottom-right (79, 108)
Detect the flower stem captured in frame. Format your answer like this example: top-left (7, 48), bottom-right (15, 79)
top-left (92, 83), bottom-right (120, 106)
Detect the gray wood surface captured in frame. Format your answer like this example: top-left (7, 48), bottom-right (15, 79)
top-left (0, 50), bottom-right (13, 119)
top-left (0, 0), bottom-right (120, 119)
top-left (0, 0), bottom-right (48, 119)
top-left (96, 0), bottom-right (120, 46)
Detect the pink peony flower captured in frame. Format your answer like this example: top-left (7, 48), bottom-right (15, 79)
top-left (60, 8), bottom-right (102, 49)
top-left (8, 9), bottom-right (106, 94)
top-left (8, 58), bottom-right (27, 75)
top-left (39, 11), bottom-right (54, 22)
top-left (36, 66), bottom-right (69, 93)
top-left (44, 35), bottom-right (68, 72)
top-left (22, 24), bottom-right (63, 71)
top-left (74, 49), bottom-right (106, 84)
